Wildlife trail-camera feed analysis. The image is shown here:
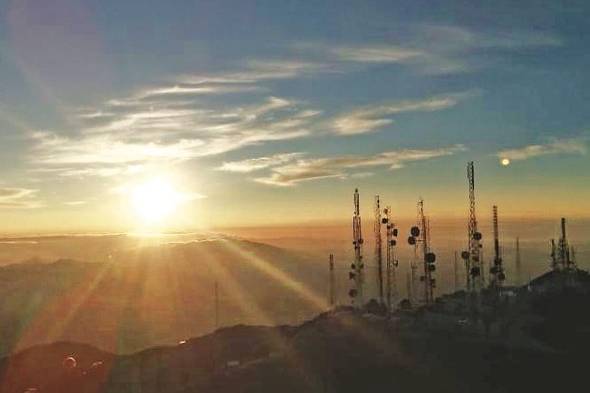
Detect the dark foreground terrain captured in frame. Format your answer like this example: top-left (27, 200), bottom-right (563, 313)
top-left (0, 236), bottom-right (328, 356)
top-left (1, 269), bottom-right (590, 393)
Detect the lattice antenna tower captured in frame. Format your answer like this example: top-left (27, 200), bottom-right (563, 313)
top-left (557, 218), bottom-right (574, 270)
top-left (454, 251), bottom-right (460, 292)
top-left (461, 162), bottom-right (483, 292)
top-left (382, 206), bottom-right (399, 312)
top-left (515, 237), bottom-right (522, 286)
top-left (348, 189), bottom-right (365, 307)
top-left (489, 205), bottom-right (506, 288)
top-left (408, 199), bottom-right (436, 304)
top-left (329, 254), bottom-right (335, 307)
top-left (374, 196), bottom-right (384, 305)
top-left (550, 239), bottom-right (557, 270)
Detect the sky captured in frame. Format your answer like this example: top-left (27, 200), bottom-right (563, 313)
top-left (0, 0), bottom-right (589, 233)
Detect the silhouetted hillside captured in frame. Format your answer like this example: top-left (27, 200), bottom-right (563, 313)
top-left (0, 237), bottom-right (327, 356)
top-left (3, 278), bottom-right (590, 393)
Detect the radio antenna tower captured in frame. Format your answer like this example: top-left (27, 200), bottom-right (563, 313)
top-left (214, 281), bottom-right (219, 330)
top-left (461, 162), bottom-right (483, 292)
top-left (515, 237), bottom-right (522, 286)
top-left (383, 206), bottom-right (398, 312)
top-left (557, 218), bottom-right (574, 271)
top-left (374, 196), bottom-right (384, 305)
top-left (348, 189), bottom-right (365, 307)
top-left (454, 251), bottom-right (460, 292)
top-left (550, 239), bottom-right (558, 270)
top-left (329, 254), bottom-right (335, 307)
top-left (408, 199), bottom-right (436, 304)
top-left (490, 205), bottom-right (506, 288)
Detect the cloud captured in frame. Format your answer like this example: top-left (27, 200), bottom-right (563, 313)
top-left (253, 145), bottom-right (466, 186)
top-left (0, 188), bottom-right (41, 208)
top-left (180, 60), bottom-right (330, 86)
top-left (331, 45), bottom-right (423, 63)
top-left (33, 58), bottom-right (330, 179)
top-left (331, 95), bottom-right (460, 135)
top-left (218, 153), bottom-right (305, 173)
top-left (64, 200), bottom-right (87, 206)
top-left (31, 94), bottom-right (319, 177)
top-left (326, 26), bottom-right (561, 75)
top-left (497, 137), bottom-right (587, 161)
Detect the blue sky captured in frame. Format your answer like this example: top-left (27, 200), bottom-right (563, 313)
top-left (0, 0), bottom-right (588, 231)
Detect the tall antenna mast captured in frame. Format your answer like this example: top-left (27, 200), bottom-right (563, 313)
top-left (349, 189), bottom-right (365, 307)
top-left (557, 218), bottom-right (573, 270)
top-left (462, 162), bottom-right (483, 292)
top-left (408, 199), bottom-right (436, 304)
top-left (329, 254), bottom-right (335, 307)
top-left (214, 281), bottom-right (219, 330)
top-left (383, 206), bottom-right (398, 312)
top-left (374, 196), bottom-right (384, 305)
top-left (405, 271), bottom-right (413, 306)
top-left (550, 238), bottom-right (557, 270)
top-left (490, 205), bottom-right (506, 288)
top-left (454, 251), bottom-right (460, 292)
top-left (515, 237), bottom-right (522, 286)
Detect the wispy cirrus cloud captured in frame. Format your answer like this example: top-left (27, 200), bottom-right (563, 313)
top-left (497, 137), bottom-right (587, 161)
top-left (184, 59), bottom-right (331, 83)
top-left (331, 95), bottom-right (461, 135)
top-left (0, 188), bottom-right (41, 209)
top-left (324, 25), bottom-right (561, 75)
top-left (218, 152), bottom-right (305, 173)
top-left (29, 56), bottom-right (331, 179)
top-left (330, 45), bottom-right (423, 63)
top-left (31, 93), bottom-right (319, 176)
top-left (252, 145), bottom-right (466, 186)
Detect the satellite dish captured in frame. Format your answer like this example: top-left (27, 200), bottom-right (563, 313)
top-left (393, 228), bottom-right (398, 237)
top-left (461, 251), bottom-right (470, 260)
top-left (425, 252), bottom-right (436, 264)
top-left (408, 236), bottom-right (416, 245)
top-left (410, 226), bottom-right (420, 237)
top-left (473, 232), bottom-right (482, 241)
top-left (63, 356), bottom-right (77, 369)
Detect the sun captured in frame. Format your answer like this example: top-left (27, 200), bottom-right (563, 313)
top-left (130, 178), bottom-right (182, 223)
top-left (501, 158), bottom-right (511, 166)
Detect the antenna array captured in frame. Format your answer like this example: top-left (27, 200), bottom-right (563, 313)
top-left (462, 161), bottom-right (483, 292)
top-left (408, 199), bottom-right (436, 304)
top-left (348, 189), bottom-right (365, 306)
top-left (489, 205), bottom-right (506, 288)
top-left (383, 206), bottom-right (399, 311)
top-left (374, 196), bottom-right (384, 305)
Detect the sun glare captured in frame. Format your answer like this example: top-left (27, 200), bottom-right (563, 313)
top-left (131, 178), bottom-right (182, 223)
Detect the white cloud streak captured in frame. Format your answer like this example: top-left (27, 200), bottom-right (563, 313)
top-left (0, 188), bottom-right (41, 209)
top-left (331, 45), bottom-right (423, 63)
top-left (497, 138), bottom-right (587, 161)
top-left (218, 153), bottom-right (305, 173)
top-left (327, 25), bottom-right (561, 75)
top-left (332, 95), bottom-right (460, 135)
top-left (253, 145), bottom-right (466, 186)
